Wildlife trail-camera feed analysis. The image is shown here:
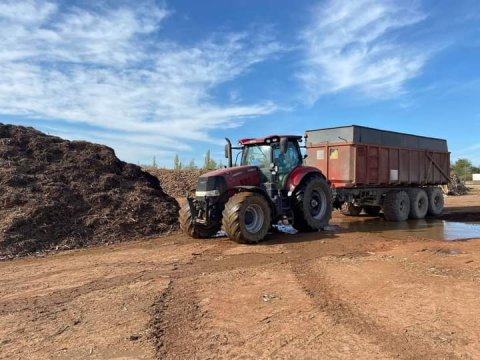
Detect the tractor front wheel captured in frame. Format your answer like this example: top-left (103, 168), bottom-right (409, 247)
top-left (292, 176), bottom-right (332, 232)
top-left (222, 192), bottom-right (271, 244)
top-left (179, 199), bottom-right (220, 239)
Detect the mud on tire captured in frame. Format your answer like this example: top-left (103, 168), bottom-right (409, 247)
top-left (383, 190), bottom-right (410, 222)
top-left (426, 187), bottom-right (445, 216)
top-left (292, 176), bottom-right (332, 232)
top-left (222, 192), bottom-right (271, 244)
top-left (408, 188), bottom-right (428, 219)
top-left (179, 199), bottom-right (220, 239)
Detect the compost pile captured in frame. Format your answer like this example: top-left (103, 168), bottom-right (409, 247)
top-left (0, 123), bottom-right (179, 258)
top-left (147, 169), bottom-right (207, 198)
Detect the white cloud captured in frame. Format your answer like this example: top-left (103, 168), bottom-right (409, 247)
top-left (299, 0), bottom-right (429, 103)
top-left (0, 0), bottom-right (282, 161)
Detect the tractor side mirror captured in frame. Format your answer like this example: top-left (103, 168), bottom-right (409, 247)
top-left (280, 137), bottom-right (288, 155)
top-left (225, 138), bottom-right (233, 168)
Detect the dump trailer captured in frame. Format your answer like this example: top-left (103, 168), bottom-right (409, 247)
top-left (305, 125), bottom-right (450, 221)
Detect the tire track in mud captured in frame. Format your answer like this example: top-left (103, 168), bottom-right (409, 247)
top-left (148, 263), bottom-right (209, 359)
top-left (148, 241), bottom-right (282, 359)
top-left (147, 235), bottom-right (400, 359)
top-left (292, 260), bottom-right (453, 360)
top-left (0, 268), bottom-right (170, 315)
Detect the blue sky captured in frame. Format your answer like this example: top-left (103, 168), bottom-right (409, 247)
top-left (0, 0), bottom-right (479, 167)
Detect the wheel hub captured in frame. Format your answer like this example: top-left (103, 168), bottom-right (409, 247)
top-left (244, 204), bottom-right (264, 234)
top-left (309, 190), bottom-right (327, 220)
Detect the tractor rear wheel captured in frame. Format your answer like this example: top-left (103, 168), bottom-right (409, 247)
top-left (341, 202), bottom-right (362, 216)
top-left (383, 190), bottom-right (410, 222)
top-left (179, 199), bottom-right (220, 239)
top-left (426, 187), bottom-right (444, 216)
top-left (292, 176), bottom-right (332, 232)
top-left (222, 192), bottom-right (271, 244)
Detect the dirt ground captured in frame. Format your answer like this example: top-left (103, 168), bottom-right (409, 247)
top-left (1, 189), bottom-right (480, 359)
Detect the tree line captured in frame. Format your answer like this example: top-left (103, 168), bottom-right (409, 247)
top-left (147, 150), bottom-right (224, 170)
top-left (452, 158), bottom-right (480, 181)
top-left (173, 150), bottom-right (224, 170)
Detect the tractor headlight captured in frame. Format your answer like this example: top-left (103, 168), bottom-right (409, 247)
top-left (195, 189), bottom-right (220, 197)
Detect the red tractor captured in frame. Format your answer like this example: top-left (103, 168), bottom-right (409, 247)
top-left (180, 135), bottom-right (332, 243)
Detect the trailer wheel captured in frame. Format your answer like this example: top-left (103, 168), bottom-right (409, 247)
top-left (179, 199), bottom-right (220, 239)
top-left (383, 190), bottom-right (410, 222)
top-left (341, 202), bottom-right (362, 216)
top-left (292, 176), bottom-right (332, 232)
top-left (222, 192), bottom-right (271, 244)
top-left (426, 187), bottom-right (444, 216)
top-left (408, 188), bottom-right (428, 219)
top-left (364, 206), bottom-right (381, 216)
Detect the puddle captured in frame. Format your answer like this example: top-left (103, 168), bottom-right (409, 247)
top-left (334, 219), bottom-right (480, 242)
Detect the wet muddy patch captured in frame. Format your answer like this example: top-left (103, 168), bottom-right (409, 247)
top-left (331, 218), bottom-right (480, 242)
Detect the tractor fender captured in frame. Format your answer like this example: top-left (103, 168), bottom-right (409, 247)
top-left (233, 185), bottom-right (271, 200)
top-left (232, 186), bottom-right (275, 212)
top-left (285, 166), bottom-right (326, 195)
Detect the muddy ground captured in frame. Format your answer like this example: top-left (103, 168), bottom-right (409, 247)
top-left (1, 189), bottom-right (480, 359)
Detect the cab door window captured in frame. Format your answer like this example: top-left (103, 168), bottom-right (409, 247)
top-left (272, 142), bottom-right (301, 187)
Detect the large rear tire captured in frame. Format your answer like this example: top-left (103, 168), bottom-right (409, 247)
top-left (408, 188), bottom-right (428, 219)
top-left (222, 192), bottom-right (271, 244)
top-left (426, 187), bottom-right (444, 216)
top-left (383, 190), bottom-right (410, 222)
top-left (292, 176), bottom-right (332, 232)
top-left (179, 199), bottom-right (220, 239)
top-left (341, 202), bottom-right (362, 216)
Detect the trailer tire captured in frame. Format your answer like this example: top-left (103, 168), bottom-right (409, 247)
top-left (222, 192), bottom-right (271, 244)
top-left (179, 199), bottom-right (220, 239)
top-left (383, 190), bottom-right (410, 222)
top-left (426, 187), bottom-right (444, 216)
top-left (341, 202), bottom-right (362, 216)
top-left (292, 176), bottom-right (332, 232)
top-left (408, 188), bottom-right (428, 219)
top-left (364, 206), bottom-right (381, 216)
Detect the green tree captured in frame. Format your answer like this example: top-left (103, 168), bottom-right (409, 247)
top-left (203, 150), bottom-right (217, 170)
top-left (152, 155), bottom-right (157, 168)
top-left (452, 158), bottom-right (472, 181)
top-left (173, 154), bottom-right (182, 170)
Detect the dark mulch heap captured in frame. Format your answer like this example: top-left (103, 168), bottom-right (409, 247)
top-left (0, 123), bottom-right (179, 258)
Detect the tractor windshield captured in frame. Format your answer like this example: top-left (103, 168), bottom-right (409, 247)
top-left (242, 145), bottom-right (271, 170)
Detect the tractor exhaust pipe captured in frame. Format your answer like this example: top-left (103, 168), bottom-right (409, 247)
top-left (225, 138), bottom-right (233, 168)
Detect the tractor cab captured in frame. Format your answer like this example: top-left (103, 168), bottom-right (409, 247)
top-left (238, 135), bottom-right (303, 189)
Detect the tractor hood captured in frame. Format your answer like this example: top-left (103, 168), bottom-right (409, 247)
top-left (196, 166), bottom-right (261, 197)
